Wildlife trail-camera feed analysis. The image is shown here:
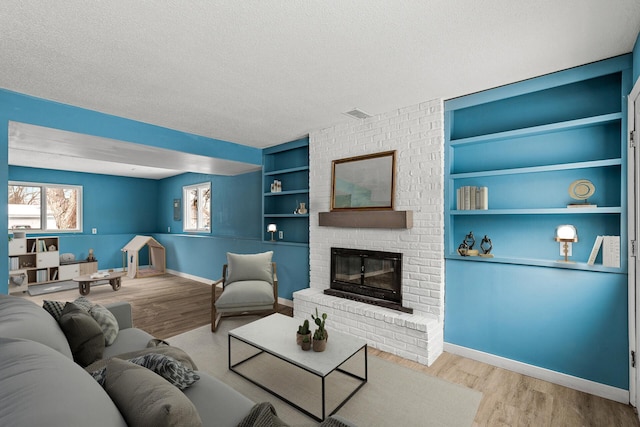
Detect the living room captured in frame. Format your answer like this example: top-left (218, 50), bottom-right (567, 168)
top-left (2, 2), bottom-right (640, 425)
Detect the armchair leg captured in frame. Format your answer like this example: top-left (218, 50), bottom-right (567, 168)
top-left (211, 283), bottom-right (220, 332)
top-left (211, 311), bottom-right (221, 332)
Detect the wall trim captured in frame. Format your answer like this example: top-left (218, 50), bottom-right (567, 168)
top-left (444, 342), bottom-right (629, 404)
top-left (165, 269), bottom-right (212, 285)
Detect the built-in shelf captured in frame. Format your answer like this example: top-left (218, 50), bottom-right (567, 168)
top-left (319, 210), bottom-right (413, 229)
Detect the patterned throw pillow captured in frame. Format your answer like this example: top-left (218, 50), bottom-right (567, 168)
top-left (42, 299), bottom-right (66, 321)
top-left (90, 353), bottom-right (200, 390)
top-left (73, 296), bottom-right (94, 311)
top-left (89, 304), bottom-right (119, 346)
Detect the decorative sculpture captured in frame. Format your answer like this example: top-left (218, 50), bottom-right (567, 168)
top-left (479, 235), bottom-right (494, 258)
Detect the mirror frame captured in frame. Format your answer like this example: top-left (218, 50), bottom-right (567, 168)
top-left (330, 150), bottom-right (396, 211)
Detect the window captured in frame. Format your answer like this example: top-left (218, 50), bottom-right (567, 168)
top-left (183, 182), bottom-right (211, 232)
top-left (8, 182), bottom-right (82, 232)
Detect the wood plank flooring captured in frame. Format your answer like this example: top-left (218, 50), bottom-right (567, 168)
top-left (18, 273), bottom-right (640, 426)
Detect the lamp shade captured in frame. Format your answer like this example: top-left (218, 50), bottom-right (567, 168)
top-left (555, 224), bottom-right (578, 242)
top-left (267, 223), bottom-right (277, 232)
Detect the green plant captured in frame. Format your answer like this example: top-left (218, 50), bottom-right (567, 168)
top-left (302, 335), bottom-right (310, 343)
top-left (311, 308), bottom-right (327, 341)
top-left (297, 319), bottom-right (310, 335)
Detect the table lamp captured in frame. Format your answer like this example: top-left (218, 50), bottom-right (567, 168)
top-left (555, 224), bottom-right (578, 262)
top-left (267, 224), bottom-right (277, 241)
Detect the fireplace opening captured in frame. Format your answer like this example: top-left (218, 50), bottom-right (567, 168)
top-left (325, 247), bottom-right (412, 313)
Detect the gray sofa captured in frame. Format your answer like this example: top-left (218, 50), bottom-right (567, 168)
top-left (0, 294), bottom-right (255, 427)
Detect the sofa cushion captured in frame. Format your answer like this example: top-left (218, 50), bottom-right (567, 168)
top-left (102, 327), bottom-right (156, 358)
top-left (0, 337), bottom-right (126, 427)
top-left (226, 251), bottom-right (273, 285)
top-left (104, 358), bottom-right (203, 427)
top-left (59, 302), bottom-right (105, 367)
top-left (0, 294), bottom-right (72, 358)
top-left (183, 371), bottom-right (255, 427)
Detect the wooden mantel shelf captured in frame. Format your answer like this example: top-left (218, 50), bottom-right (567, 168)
top-left (318, 210), bottom-right (413, 229)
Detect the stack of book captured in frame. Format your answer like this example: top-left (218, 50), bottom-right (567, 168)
top-left (456, 186), bottom-right (489, 210)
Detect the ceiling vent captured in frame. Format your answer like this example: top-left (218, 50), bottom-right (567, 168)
top-left (343, 108), bottom-right (372, 120)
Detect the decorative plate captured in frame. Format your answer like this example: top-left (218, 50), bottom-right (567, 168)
top-left (568, 179), bottom-right (595, 201)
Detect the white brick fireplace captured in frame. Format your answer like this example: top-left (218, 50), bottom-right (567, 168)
top-left (293, 99), bottom-right (445, 366)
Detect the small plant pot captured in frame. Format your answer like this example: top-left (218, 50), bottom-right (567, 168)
top-left (296, 332), bottom-right (311, 346)
top-left (313, 337), bottom-right (327, 352)
top-left (301, 340), bottom-right (312, 351)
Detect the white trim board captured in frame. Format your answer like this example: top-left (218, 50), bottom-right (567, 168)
top-left (444, 342), bottom-right (629, 404)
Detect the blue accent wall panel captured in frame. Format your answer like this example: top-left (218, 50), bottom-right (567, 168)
top-left (445, 260), bottom-right (628, 389)
top-left (157, 171), bottom-right (262, 239)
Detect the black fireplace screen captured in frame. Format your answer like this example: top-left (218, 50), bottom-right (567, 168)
top-left (327, 247), bottom-right (408, 312)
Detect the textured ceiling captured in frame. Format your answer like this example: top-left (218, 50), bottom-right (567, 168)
top-left (1, 1), bottom-right (640, 177)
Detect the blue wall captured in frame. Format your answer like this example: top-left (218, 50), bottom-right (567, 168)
top-left (445, 261), bottom-right (628, 388)
top-left (157, 171), bottom-right (262, 239)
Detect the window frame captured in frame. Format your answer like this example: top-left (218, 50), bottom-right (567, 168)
top-left (182, 182), bottom-right (211, 233)
top-left (8, 181), bottom-right (83, 233)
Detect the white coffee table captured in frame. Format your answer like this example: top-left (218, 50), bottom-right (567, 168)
top-left (228, 313), bottom-right (367, 421)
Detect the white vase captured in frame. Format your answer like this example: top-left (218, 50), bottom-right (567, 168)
top-left (298, 202), bottom-right (307, 214)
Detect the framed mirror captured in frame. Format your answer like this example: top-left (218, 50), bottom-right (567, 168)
top-left (331, 150), bottom-right (396, 211)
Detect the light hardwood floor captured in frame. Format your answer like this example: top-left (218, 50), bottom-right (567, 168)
top-left (19, 273), bottom-right (640, 426)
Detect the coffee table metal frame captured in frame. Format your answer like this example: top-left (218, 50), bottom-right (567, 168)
top-left (228, 314), bottom-right (367, 421)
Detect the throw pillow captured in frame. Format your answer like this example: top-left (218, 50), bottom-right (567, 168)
top-left (89, 303), bottom-right (119, 346)
top-left (73, 295), bottom-right (94, 311)
top-left (226, 251), bottom-right (273, 284)
top-left (90, 353), bottom-right (200, 390)
top-left (43, 296), bottom-right (92, 321)
top-left (42, 299), bottom-right (66, 321)
top-left (58, 302), bottom-right (105, 367)
top-left (104, 358), bottom-right (203, 427)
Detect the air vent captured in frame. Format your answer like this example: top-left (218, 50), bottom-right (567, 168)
top-left (343, 108), bottom-right (372, 120)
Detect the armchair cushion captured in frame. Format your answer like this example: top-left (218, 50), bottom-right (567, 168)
top-left (215, 280), bottom-right (275, 310)
top-left (226, 251), bottom-right (273, 285)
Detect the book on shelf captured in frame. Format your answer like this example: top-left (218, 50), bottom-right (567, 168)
top-left (456, 186), bottom-right (488, 210)
top-left (31, 241), bottom-right (37, 253)
top-left (602, 235), bottom-right (620, 268)
top-left (587, 236), bottom-right (604, 265)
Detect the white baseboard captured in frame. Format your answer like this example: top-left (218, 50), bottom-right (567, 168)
top-left (165, 269), bottom-right (213, 285)
top-left (444, 342), bottom-right (629, 404)
top-left (278, 297), bottom-right (293, 308)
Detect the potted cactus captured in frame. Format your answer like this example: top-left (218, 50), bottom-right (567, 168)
top-left (296, 319), bottom-right (311, 346)
top-left (301, 335), bottom-right (311, 351)
top-left (311, 308), bottom-right (328, 352)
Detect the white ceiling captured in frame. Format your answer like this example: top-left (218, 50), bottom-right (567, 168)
top-left (1, 1), bottom-right (640, 178)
